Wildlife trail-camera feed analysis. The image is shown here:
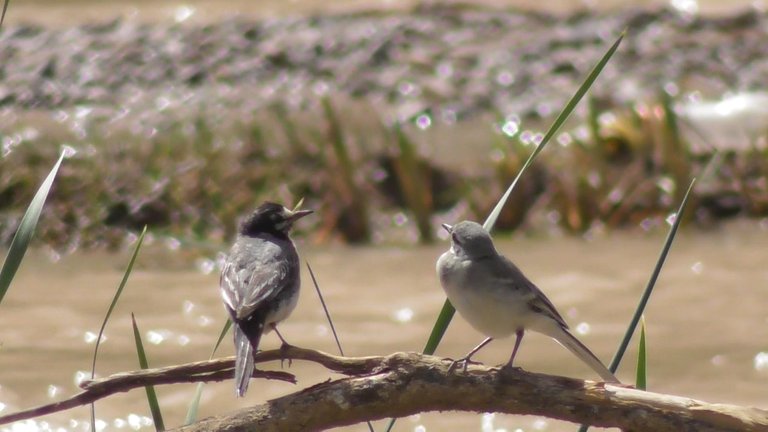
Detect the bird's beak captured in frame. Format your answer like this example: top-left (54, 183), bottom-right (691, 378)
top-left (286, 208), bottom-right (314, 221)
top-left (441, 223), bottom-right (453, 233)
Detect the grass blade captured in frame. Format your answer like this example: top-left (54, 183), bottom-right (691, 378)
top-left (184, 319), bottom-right (232, 424)
top-left (387, 30), bottom-right (626, 432)
top-left (306, 262), bottom-right (344, 356)
top-left (90, 226), bottom-right (147, 428)
top-left (579, 179), bottom-right (695, 432)
top-left (388, 28), bottom-right (627, 432)
top-left (420, 30), bottom-right (626, 361)
top-left (307, 262), bottom-right (374, 432)
top-left (636, 317), bottom-right (647, 391)
top-left (131, 313), bottom-right (165, 431)
top-left (608, 179), bottom-right (694, 372)
top-left (483, 30), bottom-right (624, 233)
top-left (0, 151), bottom-right (65, 305)
top-left (0, 0), bottom-right (9, 28)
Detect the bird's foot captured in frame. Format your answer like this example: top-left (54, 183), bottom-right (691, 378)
top-left (279, 342), bottom-right (294, 368)
top-left (447, 356), bottom-right (483, 373)
top-left (498, 363), bottom-right (523, 375)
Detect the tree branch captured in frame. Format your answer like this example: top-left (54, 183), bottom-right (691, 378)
top-left (170, 351), bottom-right (768, 432)
top-left (1, 347), bottom-right (765, 431)
top-left (0, 346), bottom-right (382, 425)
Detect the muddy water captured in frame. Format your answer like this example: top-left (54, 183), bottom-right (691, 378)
top-left (1, 220), bottom-right (767, 431)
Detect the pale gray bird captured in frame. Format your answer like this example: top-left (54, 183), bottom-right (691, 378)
top-left (220, 202), bottom-right (313, 397)
top-left (436, 220), bottom-right (619, 383)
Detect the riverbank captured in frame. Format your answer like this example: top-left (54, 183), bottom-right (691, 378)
top-left (1, 4), bottom-right (767, 250)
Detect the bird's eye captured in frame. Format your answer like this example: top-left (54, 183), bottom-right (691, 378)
top-left (451, 233), bottom-right (460, 244)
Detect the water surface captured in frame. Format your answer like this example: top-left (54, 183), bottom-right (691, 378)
top-left (1, 220), bottom-right (767, 431)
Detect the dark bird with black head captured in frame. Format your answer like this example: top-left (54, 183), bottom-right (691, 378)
top-left (219, 201), bottom-right (313, 397)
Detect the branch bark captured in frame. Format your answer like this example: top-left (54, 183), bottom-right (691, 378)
top-left (1, 347), bottom-right (765, 432)
top-left (170, 350), bottom-right (768, 432)
top-left (0, 346), bottom-right (382, 425)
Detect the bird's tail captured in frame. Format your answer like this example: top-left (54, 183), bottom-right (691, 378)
top-left (549, 325), bottom-right (620, 384)
top-left (233, 321), bottom-right (263, 397)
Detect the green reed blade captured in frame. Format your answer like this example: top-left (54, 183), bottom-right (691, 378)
top-left (388, 28), bottom-right (627, 432)
top-left (0, 151), bottom-right (65, 305)
top-left (608, 179), bottom-right (694, 372)
top-left (636, 317), bottom-right (647, 391)
top-left (579, 178), bottom-right (695, 432)
top-left (131, 313), bottom-right (165, 431)
top-left (185, 319), bottom-right (232, 424)
top-left (421, 29), bottom-right (625, 362)
top-left (90, 226), bottom-right (147, 428)
top-left (483, 30), bottom-right (625, 233)
top-left (0, 0), bottom-right (9, 28)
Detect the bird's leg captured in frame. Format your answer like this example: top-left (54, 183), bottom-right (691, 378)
top-left (448, 337), bottom-right (494, 373)
top-left (272, 324), bottom-right (293, 368)
top-left (505, 329), bottom-right (525, 368)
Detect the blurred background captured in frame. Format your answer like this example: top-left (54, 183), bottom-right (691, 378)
top-left (1, 0), bottom-right (767, 431)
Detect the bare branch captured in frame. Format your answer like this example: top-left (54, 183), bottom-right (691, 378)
top-left (0, 346), bottom-right (382, 425)
top-left (169, 352), bottom-right (768, 432)
top-left (2, 347), bottom-right (766, 432)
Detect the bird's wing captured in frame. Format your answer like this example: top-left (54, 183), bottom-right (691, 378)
top-left (220, 243), bottom-right (295, 319)
top-left (492, 256), bottom-right (569, 329)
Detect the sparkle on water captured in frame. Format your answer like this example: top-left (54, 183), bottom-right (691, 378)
top-left (146, 329), bottom-right (173, 345)
top-left (656, 177), bottom-right (675, 195)
top-left (691, 261), bottom-right (704, 274)
top-left (61, 145), bottom-right (77, 159)
top-left (753, 352), bottom-right (768, 372)
top-left (177, 334), bottom-right (191, 346)
top-left (83, 331), bottom-right (106, 344)
top-left (196, 315), bottom-right (213, 327)
top-left (574, 125), bottom-right (590, 141)
top-left (47, 385), bottom-right (60, 399)
top-left (73, 371), bottom-right (89, 386)
top-left (519, 130), bottom-right (535, 146)
top-left (575, 322), bottom-right (591, 336)
top-left (182, 300), bottom-right (195, 314)
top-left (532, 417), bottom-right (549, 430)
top-left (398, 81), bottom-right (417, 97)
top-left (415, 114), bottom-right (432, 130)
top-left (195, 258), bottom-right (216, 275)
top-left (500, 119), bottom-right (519, 138)
top-left (94, 419), bottom-right (107, 432)
top-left (174, 5), bottom-right (196, 22)
top-left (481, 412), bottom-right (509, 432)
top-left (393, 307), bottom-right (414, 323)
top-left (164, 237), bottom-right (181, 251)
top-left (314, 324), bottom-right (329, 337)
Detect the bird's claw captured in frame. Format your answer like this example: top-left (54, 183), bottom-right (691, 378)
top-left (279, 343), bottom-right (293, 368)
top-left (447, 356), bottom-right (482, 373)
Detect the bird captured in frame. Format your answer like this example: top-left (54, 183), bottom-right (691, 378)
top-left (436, 220), bottom-right (619, 383)
top-left (219, 201), bottom-right (313, 397)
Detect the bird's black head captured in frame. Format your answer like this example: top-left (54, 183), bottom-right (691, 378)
top-left (239, 202), bottom-right (313, 238)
